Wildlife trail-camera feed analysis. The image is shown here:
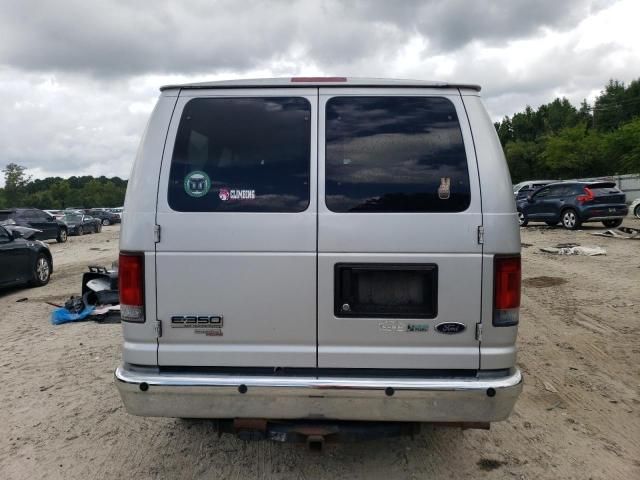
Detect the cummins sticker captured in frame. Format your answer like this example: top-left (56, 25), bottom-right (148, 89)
top-left (184, 171), bottom-right (211, 198)
top-left (218, 188), bottom-right (256, 201)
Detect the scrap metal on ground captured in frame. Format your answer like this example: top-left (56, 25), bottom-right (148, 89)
top-left (51, 264), bottom-right (120, 325)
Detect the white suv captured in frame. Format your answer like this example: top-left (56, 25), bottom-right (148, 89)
top-left (115, 77), bottom-right (522, 438)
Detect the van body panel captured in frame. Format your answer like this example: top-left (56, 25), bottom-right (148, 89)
top-left (121, 252), bottom-right (158, 365)
top-left (318, 253), bottom-right (482, 369)
top-left (460, 96), bottom-right (520, 369)
top-left (155, 252), bottom-right (316, 366)
top-left (316, 89), bottom-right (483, 369)
top-left (154, 89), bottom-right (318, 367)
top-left (120, 96), bottom-right (177, 366)
top-left (479, 254), bottom-right (518, 369)
top-left (121, 95), bottom-right (178, 252)
top-left (117, 79), bottom-right (522, 424)
top-left (460, 96), bottom-right (519, 219)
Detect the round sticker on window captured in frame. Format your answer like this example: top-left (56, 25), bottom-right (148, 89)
top-left (184, 171), bottom-right (211, 198)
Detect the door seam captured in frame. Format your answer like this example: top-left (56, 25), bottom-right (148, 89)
top-left (459, 90), bottom-right (484, 371)
top-left (154, 91), bottom-right (181, 366)
top-left (315, 87), bottom-right (320, 369)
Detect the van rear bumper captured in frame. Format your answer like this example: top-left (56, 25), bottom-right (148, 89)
top-left (115, 366), bottom-right (522, 423)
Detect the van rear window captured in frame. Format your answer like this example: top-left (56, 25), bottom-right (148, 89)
top-left (168, 97), bottom-right (311, 212)
top-left (325, 96), bottom-right (470, 212)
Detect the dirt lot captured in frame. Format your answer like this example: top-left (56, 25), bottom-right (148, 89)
top-left (1, 220), bottom-right (639, 479)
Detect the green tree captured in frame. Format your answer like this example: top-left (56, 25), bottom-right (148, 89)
top-left (542, 125), bottom-right (607, 178)
top-left (504, 141), bottom-right (545, 182)
top-left (495, 116), bottom-right (514, 146)
top-left (511, 106), bottom-right (540, 142)
top-left (2, 163), bottom-right (32, 207)
top-left (605, 118), bottom-right (640, 173)
top-left (593, 79), bottom-right (626, 131)
top-left (538, 98), bottom-right (580, 133)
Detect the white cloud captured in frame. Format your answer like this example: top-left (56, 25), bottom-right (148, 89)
top-left (0, 0), bottom-right (638, 183)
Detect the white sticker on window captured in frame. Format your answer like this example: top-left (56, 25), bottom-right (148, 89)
top-left (219, 188), bottom-right (256, 201)
top-left (438, 177), bottom-right (451, 200)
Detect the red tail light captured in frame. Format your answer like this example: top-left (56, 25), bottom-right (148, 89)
top-left (119, 252), bottom-right (144, 322)
top-left (577, 187), bottom-right (594, 204)
top-left (493, 255), bottom-right (521, 326)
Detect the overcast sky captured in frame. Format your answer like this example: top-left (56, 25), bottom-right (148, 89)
top-left (1, 0), bottom-right (638, 182)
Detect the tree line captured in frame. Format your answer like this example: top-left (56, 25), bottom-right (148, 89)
top-left (495, 78), bottom-right (640, 183)
top-left (0, 163), bottom-right (127, 209)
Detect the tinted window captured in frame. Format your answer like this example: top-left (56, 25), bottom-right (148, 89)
top-left (534, 187), bottom-right (551, 198)
top-left (552, 184), bottom-right (578, 196)
top-left (516, 187), bottom-right (533, 198)
top-left (325, 96), bottom-right (470, 212)
top-left (31, 210), bottom-right (49, 221)
top-left (0, 226), bottom-right (9, 241)
top-left (549, 185), bottom-right (568, 196)
top-left (168, 97), bottom-right (311, 212)
top-left (21, 210), bottom-right (38, 221)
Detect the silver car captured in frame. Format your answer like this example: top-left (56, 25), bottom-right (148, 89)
top-left (630, 198), bottom-right (640, 218)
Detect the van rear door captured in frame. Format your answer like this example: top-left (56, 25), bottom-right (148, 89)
top-left (155, 89), bottom-right (317, 367)
top-left (317, 88), bottom-right (482, 369)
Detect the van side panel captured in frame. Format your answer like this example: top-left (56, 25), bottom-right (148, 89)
top-left (460, 95), bottom-right (520, 253)
top-left (461, 94), bottom-right (520, 370)
top-left (120, 93), bottom-right (179, 366)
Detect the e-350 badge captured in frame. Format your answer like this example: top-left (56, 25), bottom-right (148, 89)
top-left (171, 315), bottom-right (223, 336)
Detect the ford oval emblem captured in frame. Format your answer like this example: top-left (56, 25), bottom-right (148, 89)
top-left (435, 322), bottom-right (466, 334)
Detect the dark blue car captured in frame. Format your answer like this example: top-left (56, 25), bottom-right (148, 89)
top-left (517, 181), bottom-right (628, 230)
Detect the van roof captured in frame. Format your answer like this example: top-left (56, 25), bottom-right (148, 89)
top-left (160, 77), bottom-right (481, 92)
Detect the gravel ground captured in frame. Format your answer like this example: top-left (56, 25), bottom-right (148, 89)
top-left (0, 220), bottom-right (639, 479)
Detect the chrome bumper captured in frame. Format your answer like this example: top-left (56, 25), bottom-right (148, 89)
top-left (115, 366), bottom-right (523, 423)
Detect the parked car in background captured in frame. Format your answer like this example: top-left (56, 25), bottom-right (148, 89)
top-left (43, 209), bottom-right (65, 220)
top-left (512, 180), bottom-right (556, 200)
top-left (630, 198), bottom-right (640, 219)
top-left (107, 207), bottom-right (124, 220)
top-left (61, 213), bottom-right (102, 235)
top-left (517, 181), bottom-right (628, 229)
top-left (0, 208), bottom-right (68, 243)
top-left (0, 224), bottom-right (53, 288)
top-left (87, 209), bottom-right (121, 226)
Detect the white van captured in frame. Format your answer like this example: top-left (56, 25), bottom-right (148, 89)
top-left (115, 77), bottom-right (522, 439)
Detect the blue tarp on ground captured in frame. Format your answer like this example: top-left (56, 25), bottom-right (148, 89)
top-left (50, 305), bottom-right (95, 325)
